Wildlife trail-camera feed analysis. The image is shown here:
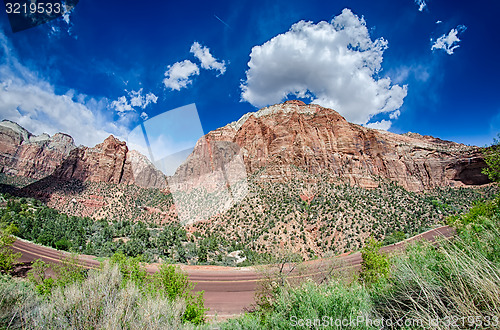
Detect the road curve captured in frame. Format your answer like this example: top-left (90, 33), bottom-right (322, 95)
top-left (10, 225), bottom-right (455, 317)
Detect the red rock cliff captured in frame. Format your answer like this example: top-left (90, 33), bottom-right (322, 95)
top-left (177, 101), bottom-right (489, 191)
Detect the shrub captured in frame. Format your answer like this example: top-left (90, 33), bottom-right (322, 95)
top-left (110, 251), bottom-right (147, 287)
top-left (360, 238), bottom-right (389, 285)
top-left (27, 262), bottom-right (185, 329)
top-left (28, 256), bottom-right (86, 296)
top-left (482, 136), bottom-right (500, 182)
top-left (150, 263), bottom-right (207, 325)
top-left (0, 274), bottom-right (40, 328)
top-left (220, 279), bottom-right (374, 330)
top-left (0, 224), bottom-right (21, 273)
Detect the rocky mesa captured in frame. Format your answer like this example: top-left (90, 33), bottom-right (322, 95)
top-left (0, 120), bottom-right (76, 179)
top-left (0, 120), bottom-right (166, 189)
top-left (179, 100), bottom-right (489, 192)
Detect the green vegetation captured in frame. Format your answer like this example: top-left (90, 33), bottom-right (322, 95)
top-left (193, 178), bottom-right (497, 261)
top-left (483, 136), bottom-right (500, 182)
top-left (212, 193), bottom-right (500, 329)
top-left (0, 223), bottom-right (20, 273)
top-left (0, 253), bottom-right (206, 328)
top-left (28, 256), bottom-right (86, 296)
top-left (1, 171), bottom-right (497, 267)
top-left (360, 238), bottom-right (389, 285)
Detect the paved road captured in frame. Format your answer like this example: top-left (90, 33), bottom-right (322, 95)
top-left (11, 225), bottom-right (455, 317)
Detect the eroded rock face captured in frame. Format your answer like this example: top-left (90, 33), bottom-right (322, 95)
top-left (1, 101), bottom-right (490, 194)
top-left (53, 136), bottom-right (166, 188)
top-left (125, 150), bottom-right (167, 189)
top-left (0, 120), bottom-right (76, 179)
top-left (180, 101), bottom-right (490, 192)
top-left (0, 120), bottom-right (166, 189)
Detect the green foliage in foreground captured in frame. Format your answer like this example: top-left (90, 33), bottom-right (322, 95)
top-left (214, 195), bottom-right (500, 329)
top-left (0, 223), bottom-right (20, 273)
top-left (483, 136), bottom-right (500, 182)
top-left (0, 253), bottom-right (207, 328)
top-left (360, 238), bottom-right (389, 285)
top-left (1, 264), bottom-right (186, 329)
top-left (221, 280), bottom-right (374, 330)
top-left (109, 251), bottom-right (208, 325)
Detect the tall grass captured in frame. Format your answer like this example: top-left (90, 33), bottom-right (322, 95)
top-left (376, 238), bottom-right (500, 329)
top-left (0, 262), bottom-right (189, 329)
top-left (219, 278), bottom-right (374, 330)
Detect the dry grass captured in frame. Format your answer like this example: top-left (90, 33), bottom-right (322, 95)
top-left (377, 237), bottom-right (500, 329)
top-left (3, 262), bottom-right (188, 329)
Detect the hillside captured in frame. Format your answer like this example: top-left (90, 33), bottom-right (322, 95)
top-left (0, 102), bottom-right (495, 260)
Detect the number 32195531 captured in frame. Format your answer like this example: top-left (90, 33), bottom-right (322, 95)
top-left (5, 2), bottom-right (62, 15)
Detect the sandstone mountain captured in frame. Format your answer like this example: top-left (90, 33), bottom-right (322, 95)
top-left (0, 120), bottom-right (76, 179)
top-left (0, 104), bottom-right (494, 259)
top-left (179, 100), bottom-right (489, 192)
top-left (53, 135), bottom-right (166, 189)
top-left (0, 120), bottom-right (166, 189)
top-left (1, 102), bottom-right (489, 193)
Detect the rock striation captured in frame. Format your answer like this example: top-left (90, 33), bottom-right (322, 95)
top-left (1, 101), bottom-right (490, 193)
top-left (52, 135), bottom-right (166, 189)
top-left (179, 100), bottom-right (490, 191)
top-left (0, 120), bottom-right (166, 189)
top-left (0, 120), bottom-right (76, 179)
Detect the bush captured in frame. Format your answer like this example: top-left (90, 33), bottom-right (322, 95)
top-left (360, 238), bottom-right (389, 285)
top-left (0, 274), bottom-right (40, 328)
top-left (447, 196), bottom-right (500, 264)
top-left (28, 256), bottom-right (87, 296)
top-left (110, 252), bottom-right (207, 324)
top-left (150, 263), bottom-right (207, 325)
top-left (0, 224), bottom-right (21, 273)
top-left (27, 262), bottom-right (185, 329)
top-left (220, 279), bottom-right (374, 329)
top-left (483, 136), bottom-right (500, 182)
top-left (110, 251), bottom-right (147, 287)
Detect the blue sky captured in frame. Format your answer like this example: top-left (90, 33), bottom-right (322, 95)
top-left (0, 0), bottom-right (499, 148)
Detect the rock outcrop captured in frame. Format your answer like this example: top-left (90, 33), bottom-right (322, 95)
top-left (1, 101), bottom-right (490, 193)
top-left (53, 135), bottom-right (166, 189)
top-left (0, 120), bottom-right (166, 189)
top-left (179, 101), bottom-right (490, 191)
top-left (0, 120), bottom-right (76, 179)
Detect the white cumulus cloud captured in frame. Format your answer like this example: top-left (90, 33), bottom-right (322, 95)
top-left (110, 95), bottom-right (133, 113)
top-left (110, 88), bottom-right (158, 117)
top-left (431, 25), bottom-right (467, 55)
top-left (128, 88), bottom-right (158, 109)
top-left (0, 76), bottom-right (117, 147)
top-left (240, 8), bottom-right (407, 127)
top-left (365, 120), bottom-right (392, 131)
top-left (190, 42), bottom-right (226, 75)
top-left (163, 60), bottom-right (200, 91)
top-left (0, 31), bottom-right (122, 147)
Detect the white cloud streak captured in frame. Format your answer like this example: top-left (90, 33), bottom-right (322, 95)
top-left (240, 8), bottom-right (407, 128)
top-left (128, 88), bottom-right (158, 109)
top-left (431, 25), bottom-right (467, 55)
top-left (0, 31), bottom-right (126, 147)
